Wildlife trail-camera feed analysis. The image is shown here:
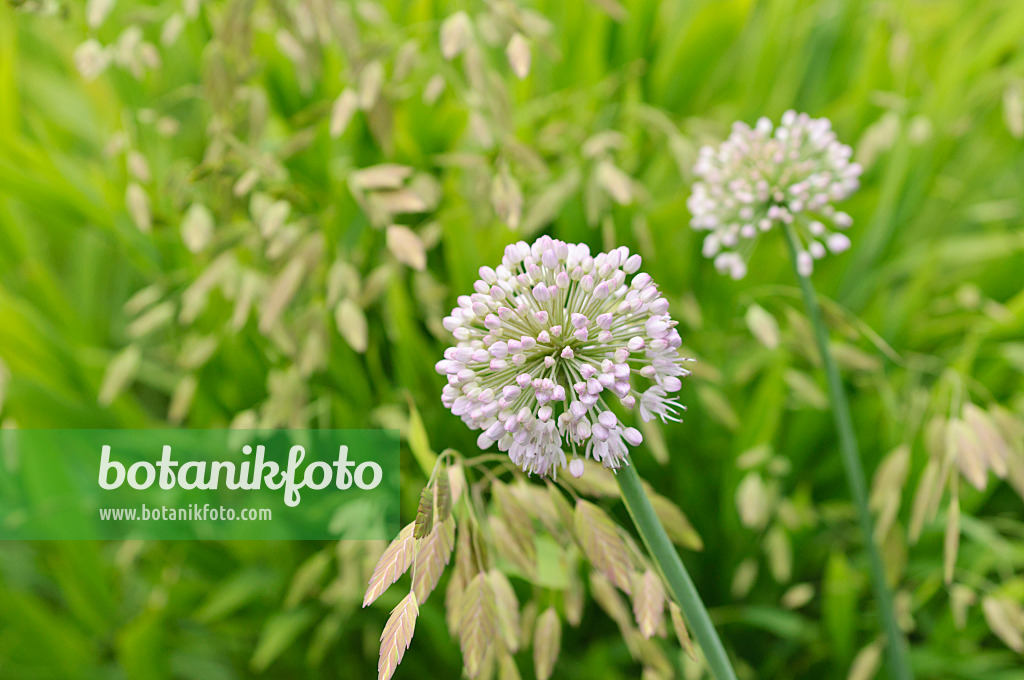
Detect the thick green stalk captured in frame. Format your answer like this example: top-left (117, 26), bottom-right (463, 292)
top-left (783, 223), bottom-right (914, 680)
top-left (616, 464), bottom-right (738, 680)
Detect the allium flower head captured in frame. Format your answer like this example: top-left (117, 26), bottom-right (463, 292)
top-left (688, 110), bottom-right (862, 279)
top-left (435, 236), bottom-right (690, 478)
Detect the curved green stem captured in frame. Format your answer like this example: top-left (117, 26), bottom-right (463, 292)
top-left (783, 223), bottom-right (914, 680)
top-left (616, 464), bottom-right (738, 680)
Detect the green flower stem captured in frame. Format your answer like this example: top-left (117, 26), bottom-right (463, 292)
top-left (616, 463), bottom-right (738, 680)
top-left (783, 223), bottom-right (914, 680)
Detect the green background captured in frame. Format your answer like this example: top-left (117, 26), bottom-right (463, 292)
top-left (0, 0), bottom-right (1022, 679)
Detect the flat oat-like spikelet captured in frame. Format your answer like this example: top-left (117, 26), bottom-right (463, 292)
top-left (574, 499), bottom-right (634, 594)
top-left (532, 607), bottom-right (561, 680)
top-left (363, 523), bottom-right (415, 607)
top-left (412, 517), bottom-right (455, 602)
top-left (459, 572), bottom-right (496, 678)
top-left (378, 593), bottom-right (419, 680)
top-left (632, 569), bottom-right (666, 639)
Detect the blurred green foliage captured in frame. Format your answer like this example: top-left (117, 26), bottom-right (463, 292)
top-left (0, 0), bottom-right (1023, 679)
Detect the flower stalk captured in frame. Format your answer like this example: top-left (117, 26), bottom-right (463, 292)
top-left (782, 222), bottom-right (914, 680)
top-left (616, 463), bottom-right (738, 680)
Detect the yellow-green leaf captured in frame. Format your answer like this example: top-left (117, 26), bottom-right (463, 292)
top-left (251, 608), bottom-right (315, 672)
top-left (406, 396), bottom-right (437, 476)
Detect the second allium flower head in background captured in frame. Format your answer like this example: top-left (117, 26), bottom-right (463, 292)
top-left (688, 110), bottom-right (862, 279)
top-left (436, 236), bottom-right (691, 478)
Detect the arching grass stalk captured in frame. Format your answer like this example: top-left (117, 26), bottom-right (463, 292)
top-left (617, 464), bottom-right (739, 680)
top-left (783, 222), bottom-right (914, 680)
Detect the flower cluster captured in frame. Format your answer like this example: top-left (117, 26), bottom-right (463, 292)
top-left (688, 110), bottom-right (862, 279)
top-left (435, 236), bottom-right (690, 478)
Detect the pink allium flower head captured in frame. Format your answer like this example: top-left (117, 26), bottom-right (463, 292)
top-left (689, 111), bottom-right (862, 279)
top-left (435, 236), bottom-right (691, 477)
